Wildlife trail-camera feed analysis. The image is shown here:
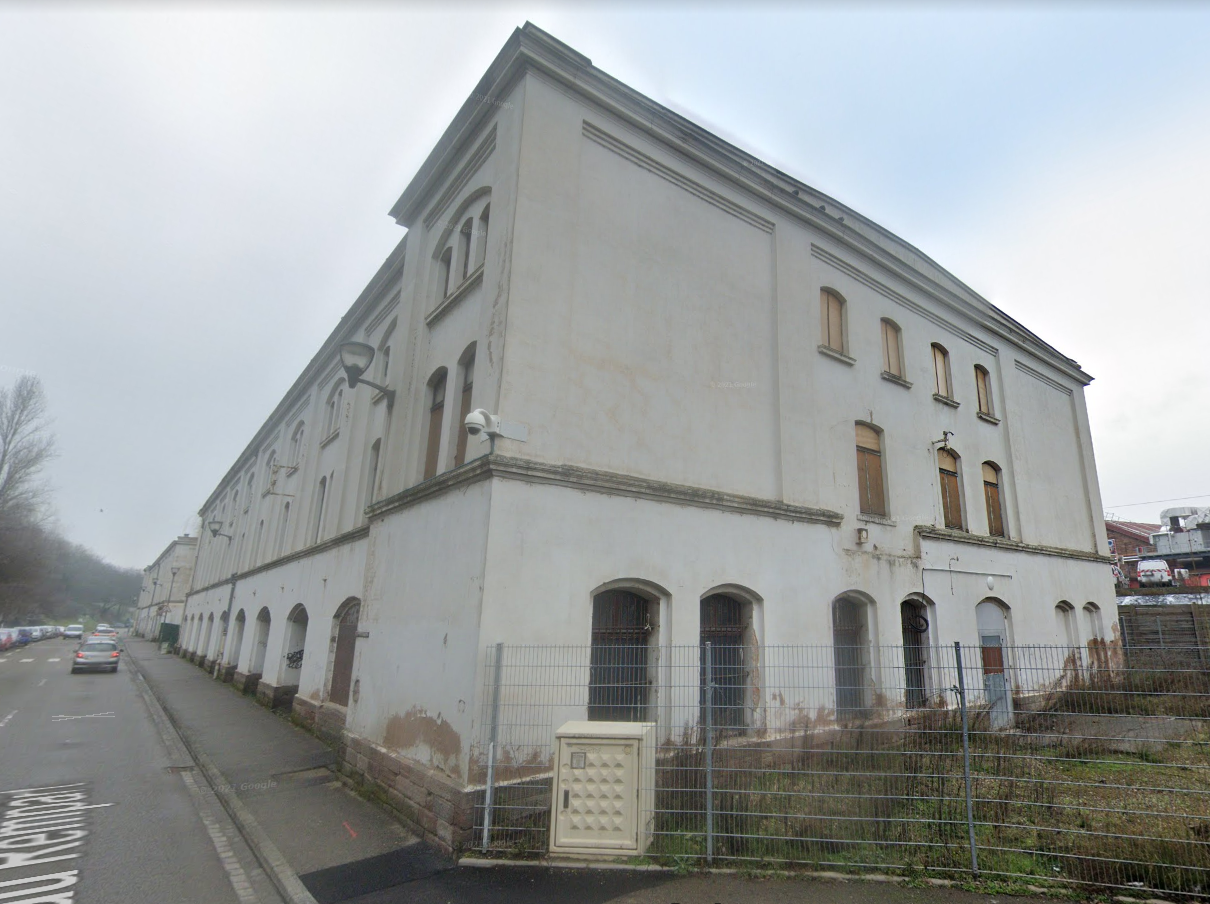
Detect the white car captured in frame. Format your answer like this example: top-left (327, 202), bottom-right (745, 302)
top-left (1137, 559), bottom-right (1174, 587)
top-left (64, 624), bottom-right (84, 639)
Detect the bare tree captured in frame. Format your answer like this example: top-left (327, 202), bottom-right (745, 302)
top-left (0, 375), bottom-right (55, 525)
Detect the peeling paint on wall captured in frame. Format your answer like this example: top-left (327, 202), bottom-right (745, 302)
top-left (384, 706), bottom-right (464, 779)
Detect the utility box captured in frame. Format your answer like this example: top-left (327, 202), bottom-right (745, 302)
top-left (549, 721), bottom-right (655, 857)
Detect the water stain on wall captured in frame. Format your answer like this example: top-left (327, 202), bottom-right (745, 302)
top-left (385, 706), bottom-right (463, 779)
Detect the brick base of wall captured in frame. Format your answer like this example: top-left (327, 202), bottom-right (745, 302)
top-left (232, 671), bottom-right (261, 695)
top-left (291, 697), bottom-right (348, 746)
top-left (218, 664), bottom-right (236, 684)
top-left (255, 680), bottom-right (298, 710)
top-left (336, 734), bottom-right (475, 857)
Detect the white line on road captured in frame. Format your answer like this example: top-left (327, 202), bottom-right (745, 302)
top-left (0, 711), bottom-right (16, 728)
top-left (47, 658), bottom-right (61, 662)
top-left (51, 712), bottom-right (116, 722)
top-left (37, 679), bottom-right (47, 687)
top-left (19, 658), bottom-right (33, 663)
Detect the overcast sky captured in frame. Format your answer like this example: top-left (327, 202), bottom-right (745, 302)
top-left (2, 2), bottom-right (1208, 569)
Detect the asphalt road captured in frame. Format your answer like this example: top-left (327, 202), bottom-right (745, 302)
top-left (0, 635), bottom-right (283, 904)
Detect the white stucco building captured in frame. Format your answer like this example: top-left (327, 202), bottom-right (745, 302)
top-left (135, 534), bottom-right (197, 640)
top-left (175, 23), bottom-right (1116, 852)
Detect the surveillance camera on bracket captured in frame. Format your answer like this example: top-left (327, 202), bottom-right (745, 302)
top-left (464, 409), bottom-right (528, 450)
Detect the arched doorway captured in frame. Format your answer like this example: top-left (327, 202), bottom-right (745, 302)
top-left (250, 607), bottom-right (271, 676)
top-left (976, 600), bottom-right (1013, 728)
top-left (229, 609), bottom-right (246, 670)
top-left (900, 598), bottom-right (931, 709)
top-left (328, 601), bottom-right (360, 707)
top-left (282, 605), bottom-right (308, 684)
top-left (201, 614), bottom-right (214, 663)
top-left (832, 595), bottom-right (871, 719)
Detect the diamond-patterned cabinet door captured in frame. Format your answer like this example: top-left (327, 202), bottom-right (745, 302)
top-left (553, 739), bottom-right (639, 850)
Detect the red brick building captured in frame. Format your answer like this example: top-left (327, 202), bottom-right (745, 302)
top-left (1105, 520), bottom-right (1160, 585)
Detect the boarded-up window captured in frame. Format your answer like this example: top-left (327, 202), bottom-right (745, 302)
top-left (855, 424), bottom-right (886, 516)
top-left (932, 344), bottom-right (951, 398)
top-left (983, 461), bottom-right (1005, 537)
top-left (881, 319), bottom-right (903, 378)
top-left (975, 366), bottom-right (993, 415)
top-left (423, 373), bottom-right (446, 480)
top-left (938, 448), bottom-right (964, 530)
top-left (820, 289), bottom-right (845, 353)
top-left (438, 247), bottom-right (453, 299)
top-left (475, 204), bottom-right (490, 269)
top-left (454, 354), bottom-right (474, 467)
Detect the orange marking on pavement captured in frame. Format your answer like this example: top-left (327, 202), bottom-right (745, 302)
top-left (343, 821), bottom-right (357, 838)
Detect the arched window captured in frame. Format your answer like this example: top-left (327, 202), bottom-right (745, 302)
top-left (289, 422), bottom-right (305, 466)
top-left (982, 462), bottom-right (1006, 537)
top-left (379, 345), bottom-right (391, 383)
top-left (364, 439), bottom-right (381, 513)
top-left (275, 501), bottom-right (291, 558)
top-left (700, 592), bottom-right (755, 730)
top-left (437, 247), bottom-right (453, 299)
top-left (458, 218), bottom-right (474, 281)
top-left (475, 204), bottom-right (490, 269)
top-left (244, 472), bottom-right (255, 511)
top-left (938, 448), bottom-right (964, 530)
top-left (932, 343), bottom-right (952, 399)
top-left (1083, 603), bottom-right (1104, 640)
top-left (975, 365), bottom-right (994, 416)
top-left (589, 588), bottom-right (655, 722)
top-left (900, 597), bottom-right (933, 709)
top-left (881, 319), bottom-right (904, 378)
top-left (453, 348), bottom-right (475, 467)
top-left (820, 289), bottom-right (846, 353)
top-left (324, 381), bottom-right (344, 438)
top-left (264, 451), bottom-right (276, 494)
top-left (312, 476), bottom-right (327, 544)
top-left (855, 424), bottom-right (886, 516)
top-left (832, 595), bottom-right (871, 718)
top-left (1055, 601), bottom-right (1078, 648)
top-left (423, 370), bottom-right (446, 480)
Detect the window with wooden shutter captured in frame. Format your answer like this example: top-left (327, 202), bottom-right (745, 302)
top-left (975, 366), bottom-right (993, 415)
top-left (423, 373), bottom-right (446, 480)
top-left (881, 319), bottom-right (903, 378)
top-left (983, 461), bottom-right (1005, 537)
top-left (855, 424), bottom-right (886, 516)
top-left (454, 354), bottom-right (474, 467)
top-left (938, 448), bottom-right (964, 530)
top-left (821, 289), bottom-right (845, 353)
top-left (932, 344), bottom-right (951, 398)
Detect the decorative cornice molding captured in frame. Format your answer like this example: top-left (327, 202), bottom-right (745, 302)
top-left (186, 525), bottom-right (371, 598)
top-left (1014, 359), bottom-right (1073, 396)
top-left (368, 454), bottom-right (843, 527)
top-left (363, 290), bottom-right (401, 339)
top-left (582, 120), bottom-right (774, 234)
top-left (915, 525), bottom-right (1110, 564)
top-left (426, 265), bottom-right (484, 327)
top-left (419, 125), bottom-right (497, 230)
top-left (813, 245), bottom-right (999, 357)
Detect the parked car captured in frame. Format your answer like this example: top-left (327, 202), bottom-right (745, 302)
top-left (16, 628), bottom-right (33, 645)
top-left (70, 639), bottom-right (121, 674)
top-left (1137, 559), bottom-right (1175, 587)
top-left (63, 625), bottom-right (84, 639)
top-left (0, 629), bottom-right (14, 652)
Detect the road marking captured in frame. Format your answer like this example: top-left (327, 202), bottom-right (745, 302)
top-left (47, 658), bottom-right (60, 662)
top-left (342, 821), bottom-right (357, 839)
top-left (37, 679), bottom-right (47, 687)
top-left (0, 659), bottom-right (7, 663)
top-left (18, 659), bottom-right (33, 663)
top-left (51, 712), bottom-right (115, 722)
top-left (0, 711), bottom-right (15, 728)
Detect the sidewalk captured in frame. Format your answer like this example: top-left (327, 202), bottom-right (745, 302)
top-left (127, 639), bottom-right (1052, 904)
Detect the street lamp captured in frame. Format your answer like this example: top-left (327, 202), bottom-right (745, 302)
top-left (207, 520), bottom-right (233, 541)
top-left (339, 342), bottom-right (394, 405)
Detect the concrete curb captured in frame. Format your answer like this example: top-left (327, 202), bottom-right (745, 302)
top-left (126, 644), bottom-right (320, 904)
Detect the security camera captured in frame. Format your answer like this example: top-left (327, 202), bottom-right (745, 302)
top-left (464, 409), bottom-right (496, 437)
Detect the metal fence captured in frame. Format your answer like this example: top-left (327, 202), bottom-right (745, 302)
top-left (472, 640), bottom-right (1210, 898)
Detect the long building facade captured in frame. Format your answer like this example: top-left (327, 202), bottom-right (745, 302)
top-left (135, 534), bottom-right (197, 640)
top-left (175, 23), bottom-right (1117, 853)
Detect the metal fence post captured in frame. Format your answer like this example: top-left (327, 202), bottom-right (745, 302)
top-left (704, 641), bottom-right (714, 865)
top-left (481, 642), bottom-right (504, 853)
top-left (953, 641), bottom-right (979, 876)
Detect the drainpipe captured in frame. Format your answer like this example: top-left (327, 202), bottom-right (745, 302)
top-left (214, 574), bottom-right (237, 680)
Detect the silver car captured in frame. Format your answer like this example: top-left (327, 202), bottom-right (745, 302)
top-left (71, 640), bottom-right (121, 674)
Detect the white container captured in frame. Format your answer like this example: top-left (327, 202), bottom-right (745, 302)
top-left (549, 721), bottom-right (655, 857)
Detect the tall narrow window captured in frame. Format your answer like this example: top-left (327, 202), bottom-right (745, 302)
top-left (881, 319), bottom-right (903, 378)
top-left (938, 448), bottom-right (964, 530)
top-left (589, 589), bottom-right (652, 722)
top-left (983, 462), bottom-right (1005, 537)
top-left (975, 366), bottom-right (994, 416)
top-left (312, 477), bottom-right (327, 544)
top-left (855, 424), bottom-right (886, 516)
top-left (364, 439), bottom-right (380, 512)
top-left (275, 502), bottom-right (291, 558)
top-left (475, 204), bottom-right (490, 269)
top-left (459, 218), bottom-right (474, 281)
top-left (423, 372), bottom-right (446, 480)
top-left (290, 422), bottom-right (305, 466)
top-left (932, 344), bottom-right (952, 398)
top-left (324, 383), bottom-right (344, 437)
top-left (438, 247), bottom-right (453, 299)
top-left (820, 289), bottom-right (845, 353)
top-left (1055, 602), bottom-right (1078, 648)
top-left (379, 345), bottom-right (391, 383)
top-left (700, 594), bottom-right (749, 730)
top-left (454, 353), bottom-right (475, 467)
